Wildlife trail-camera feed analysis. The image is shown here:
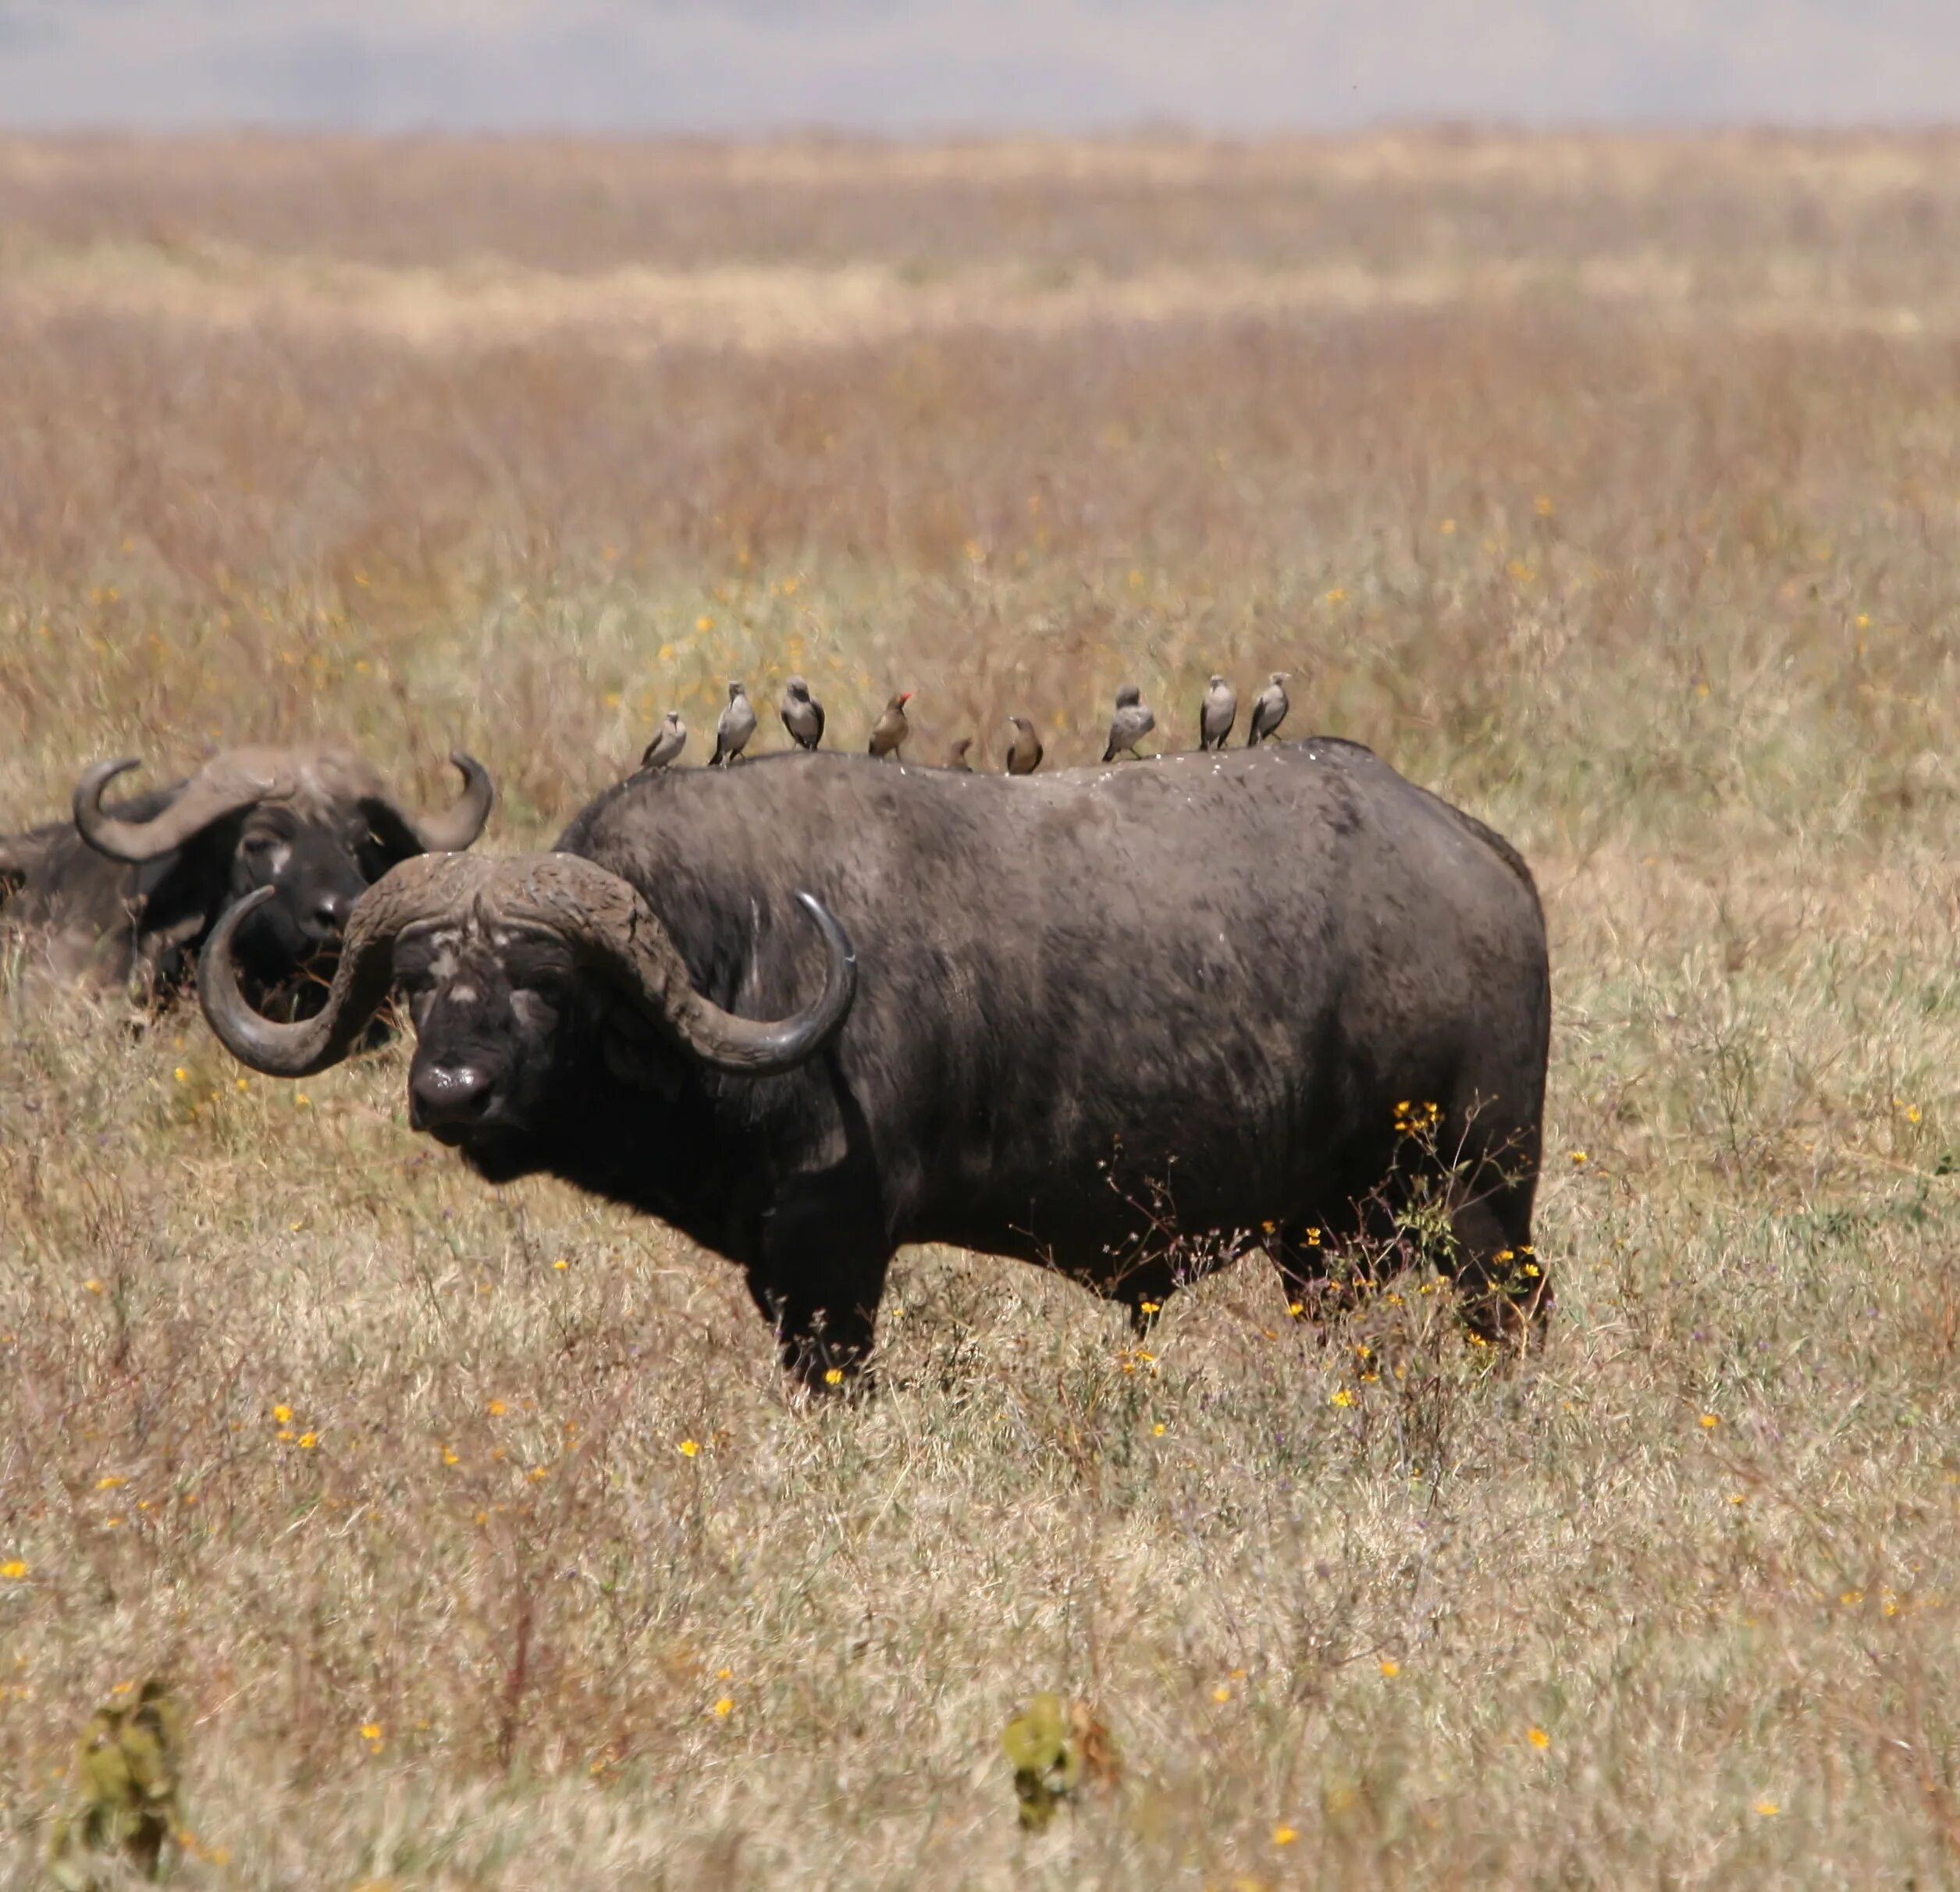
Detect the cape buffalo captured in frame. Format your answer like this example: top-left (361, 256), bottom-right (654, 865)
top-left (196, 740), bottom-right (1551, 1382)
top-left (0, 745), bottom-right (493, 1003)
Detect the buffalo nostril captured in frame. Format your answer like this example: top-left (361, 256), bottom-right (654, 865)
top-left (309, 892), bottom-right (352, 937)
top-left (411, 1064), bottom-right (493, 1130)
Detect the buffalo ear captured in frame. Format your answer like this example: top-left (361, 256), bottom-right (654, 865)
top-left (600, 1012), bottom-right (685, 1100)
top-left (357, 800), bottom-right (425, 868)
top-left (126, 842), bottom-right (215, 953)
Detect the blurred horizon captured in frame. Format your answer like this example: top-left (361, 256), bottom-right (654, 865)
top-left (2, 1), bottom-right (1959, 135)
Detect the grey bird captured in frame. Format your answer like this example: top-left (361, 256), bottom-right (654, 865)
top-left (1101, 683), bottom-right (1155, 763)
top-left (944, 737), bottom-right (974, 771)
top-left (710, 681), bottom-right (756, 767)
top-left (1247, 671), bottom-right (1290, 747)
top-left (1004, 716), bottom-right (1044, 776)
top-left (1200, 674), bottom-right (1237, 752)
top-left (868, 691), bottom-right (914, 760)
top-left (639, 710), bottom-right (687, 771)
top-left (780, 676), bottom-right (825, 752)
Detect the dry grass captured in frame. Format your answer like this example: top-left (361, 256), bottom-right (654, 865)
top-left (1, 133), bottom-right (1958, 1888)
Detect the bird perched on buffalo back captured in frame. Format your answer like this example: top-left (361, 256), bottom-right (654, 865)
top-left (640, 711), bottom-right (687, 771)
top-left (868, 691), bottom-right (913, 760)
top-left (1247, 672), bottom-right (1289, 746)
top-left (1200, 674), bottom-right (1236, 751)
top-left (780, 676), bottom-right (825, 752)
top-left (710, 682), bottom-right (756, 767)
top-left (944, 737), bottom-right (974, 771)
top-left (1102, 683), bottom-right (1154, 762)
top-left (1004, 716), bottom-right (1044, 775)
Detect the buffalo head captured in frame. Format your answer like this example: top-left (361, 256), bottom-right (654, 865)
top-left (75, 745), bottom-right (493, 997)
top-left (197, 852), bottom-right (856, 1175)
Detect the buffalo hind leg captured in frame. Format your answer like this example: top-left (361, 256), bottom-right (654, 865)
top-left (1447, 1193), bottom-right (1551, 1346)
top-left (1265, 1195), bottom-right (1549, 1346)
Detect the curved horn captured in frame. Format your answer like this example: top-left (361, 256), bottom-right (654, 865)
top-left (374, 751), bottom-right (496, 855)
top-left (197, 862), bottom-right (447, 1077)
top-left (74, 756), bottom-right (277, 863)
top-left (198, 851), bottom-right (856, 1083)
top-left (502, 855), bottom-right (856, 1076)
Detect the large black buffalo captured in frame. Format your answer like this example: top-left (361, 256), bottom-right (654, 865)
top-left (0, 745), bottom-right (493, 1003)
top-left (197, 740), bottom-right (1551, 1380)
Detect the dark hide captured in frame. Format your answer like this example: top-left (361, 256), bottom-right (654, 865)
top-left (390, 739), bottom-right (1552, 1380)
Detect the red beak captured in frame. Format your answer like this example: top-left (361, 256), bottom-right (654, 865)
top-left (899, 692), bottom-right (914, 706)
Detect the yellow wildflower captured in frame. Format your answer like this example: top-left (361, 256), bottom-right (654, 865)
top-left (678, 1439), bottom-right (700, 1457)
top-left (1528, 1727), bottom-right (1551, 1750)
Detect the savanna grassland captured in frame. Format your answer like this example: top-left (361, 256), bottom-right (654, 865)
top-left (0, 131), bottom-right (1957, 1888)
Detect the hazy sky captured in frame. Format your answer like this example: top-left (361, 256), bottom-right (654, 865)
top-left (2, 1), bottom-right (1957, 132)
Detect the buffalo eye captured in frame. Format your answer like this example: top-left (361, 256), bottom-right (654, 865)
top-left (391, 964), bottom-right (439, 1030)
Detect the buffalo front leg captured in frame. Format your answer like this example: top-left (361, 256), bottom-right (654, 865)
top-left (746, 1197), bottom-right (892, 1392)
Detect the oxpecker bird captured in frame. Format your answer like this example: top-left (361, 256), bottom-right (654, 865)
top-left (1004, 716), bottom-right (1044, 776)
top-left (868, 691), bottom-right (914, 760)
top-left (1247, 672), bottom-right (1290, 746)
top-left (639, 711), bottom-right (687, 771)
top-left (780, 676), bottom-right (825, 752)
top-left (1200, 674), bottom-right (1237, 751)
top-left (1102, 682), bottom-right (1155, 762)
top-left (944, 737), bottom-right (974, 771)
top-left (710, 681), bottom-right (756, 767)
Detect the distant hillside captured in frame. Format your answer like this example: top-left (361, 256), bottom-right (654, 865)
top-left (2, 2), bottom-right (1959, 133)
